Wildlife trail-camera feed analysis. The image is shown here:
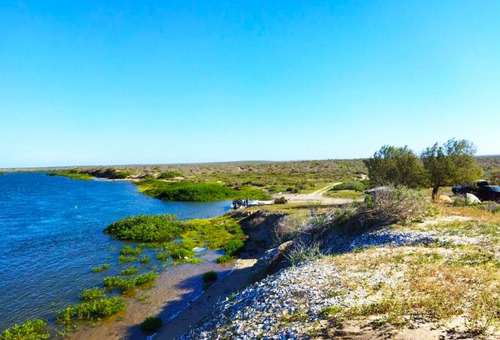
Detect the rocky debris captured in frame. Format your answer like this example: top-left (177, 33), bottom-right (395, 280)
top-left (250, 241), bottom-right (293, 282)
top-left (180, 260), bottom-right (370, 340)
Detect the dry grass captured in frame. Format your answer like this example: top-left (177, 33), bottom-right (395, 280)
top-left (320, 243), bottom-right (500, 336)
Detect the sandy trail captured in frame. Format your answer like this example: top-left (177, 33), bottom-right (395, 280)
top-left (283, 183), bottom-right (356, 204)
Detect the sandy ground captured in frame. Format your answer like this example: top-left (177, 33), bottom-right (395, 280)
top-left (157, 259), bottom-right (257, 340)
top-left (283, 183), bottom-right (357, 204)
top-left (71, 252), bottom-right (234, 340)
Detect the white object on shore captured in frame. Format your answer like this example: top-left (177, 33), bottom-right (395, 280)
top-left (466, 193), bottom-right (481, 204)
top-left (250, 200), bottom-right (275, 206)
top-left (193, 247), bottom-right (207, 256)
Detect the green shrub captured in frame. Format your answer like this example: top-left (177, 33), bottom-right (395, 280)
top-left (103, 276), bottom-right (136, 292)
top-left (216, 254), bottom-right (235, 264)
top-left (223, 240), bottom-right (245, 256)
top-left (119, 246), bottom-right (142, 256)
top-left (79, 288), bottom-right (105, 301)
top-left (92, 264), bottom-right (110, 272)
top-left (156, 251), bottom-right (170, 262)
top-left (137, 179), bottom-right (270, 202)
top-left (135, 272), bottom-right (159, 286)
top-left (56, 297), bottom-right (126, 325)
top-left (140, 316), bottom-right (163, 334)
top-left (139, 256), bottom-right (151, 264)
top-left (118, 255), bottom-right (137, 264)
top-left (105, 215), bottom-right (184, 242)
top-left (0, 319), bottom-right (50, 340)
top-left (157, 171), bottom-right (182, 179)
top-left (120, 266), bottom-right (139, 276)
top-left (202, 271), bottom-right (218, 283)
top-left (103, 272), bottom-right (158, 292)
top-left (331, 181), bottom-right (367, 192)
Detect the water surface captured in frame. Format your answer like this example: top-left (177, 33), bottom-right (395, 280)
top-left (0, 172), bottom-right (230, 330)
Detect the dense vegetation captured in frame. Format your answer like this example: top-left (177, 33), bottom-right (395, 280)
top-left (365, 139), bottom-right (483, 197)
top-left (41, 159), bottom-right (368, 195)
top-left (138, 179), bottom-right (270, 201)
top-left (0, 319), bottom-right (49, 340)
top-left (47, 169), bottom-right (93, 180)
top-left (105, 215), bottom-right (246, 264)
top-left (56, 297), bottom-right (126, 326)
top-left (103, 272), bottom-right (158, 292)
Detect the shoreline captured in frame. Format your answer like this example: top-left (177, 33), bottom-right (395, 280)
top-left (71, 252), bottom-right (235, 340)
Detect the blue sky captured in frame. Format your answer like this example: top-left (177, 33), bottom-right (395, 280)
top-left (1, 1), bottom-right (499, 167)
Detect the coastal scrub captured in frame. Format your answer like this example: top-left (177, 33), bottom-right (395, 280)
top-left (0, 319), bottom-right (50, 340)
top-left (137, 179), bottom-right (270, 202)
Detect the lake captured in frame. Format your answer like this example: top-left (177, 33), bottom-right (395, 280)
top-left (0, 172), bottom-right (230, 331)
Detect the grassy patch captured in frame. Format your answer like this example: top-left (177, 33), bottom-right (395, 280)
top-left (91, 264), bottom-right (110, 272)
top-left (119, 246), bottom-right (142, 256)
top-left (47, 169), bottom-right (94, 180)
top-left (105, 215), bottom-right (246, 265)
top-left (326, 190), bottom-right (366, 199)
top-left (118, 255), bottom-right (137, 264)
top-left (120, 266), bottom-right (139, 276)
top-left (79, 288), bottom-right (105, 301)
top-left (0, 319), bottom-right (50, 340)
top-left (137, 179), bottom-right (270, 202)
top-left (103, 272), bottom-right (159, 293)
top-left (56, 297), bottom-right (126, 326)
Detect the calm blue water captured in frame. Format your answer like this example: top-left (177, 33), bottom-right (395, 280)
top-left (0, 172), bottom-right (230, 330)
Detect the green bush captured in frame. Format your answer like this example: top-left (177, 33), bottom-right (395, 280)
top-left (223, 240), bottom-right (245, 256)
top-left (216, 254), bottom-right (235, 264)
top-left (118, 255), bottom-right (137, 264)
top-left (0, 319), bottom-right (50, 340)
top-left (137, 179), bottom-right (270, 202)
top-left (79, 288), bottom-right (105, 301)
top-left (140, 316), bottom-right (163, 334)
top-left (103, 272), bottom-right (158, 292)
top-left (331, 181), bottom-right (366, 192)
top-left (120, 266), bottom-right (139, 276)
top-left (139, 256), bottom-right (151, 264)
top-left (119, 246), bottom-right (142, 256)
top-left (56, 297), bottom-right (126, 325)
top-left (157, 171), bottom-right (182, 179)
top-left (105, 215), bottom-right (184, 242)
top-left (202, 271), bottom-right (218, 283)
top-left (92, 264), bottom-right (110, 272)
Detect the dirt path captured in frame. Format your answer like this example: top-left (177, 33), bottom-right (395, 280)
top-left (283, 183), bottom-right (356, 204)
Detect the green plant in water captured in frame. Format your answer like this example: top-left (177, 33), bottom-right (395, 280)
top-left (0, 319), bottom-right (50, 340)
top-left (56, 297), bottom-right (126, 326)
top-left (79, 288), bottom-right (105, 302)
top-left (121, 266), bottom-right (139, 276)
top-left (92, 264), bottom-right (110, 272)
top-left (140, 256), bottom-right (151, 264)
top-left (119, 246), bottom-right (142, 256)
top-left (118, 255), bottom-right (137, 264)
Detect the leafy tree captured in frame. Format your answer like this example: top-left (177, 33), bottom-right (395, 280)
top-left (421, 139), bottom-right (482, 198)
top-left (364, 146), bottom-right (427, 188)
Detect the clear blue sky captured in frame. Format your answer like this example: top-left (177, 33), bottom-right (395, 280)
top-left (1, 1), bottom-right (499, 168)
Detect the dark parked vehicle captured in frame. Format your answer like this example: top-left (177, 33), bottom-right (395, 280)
top-left (452, 180), bottom-right (500, 202)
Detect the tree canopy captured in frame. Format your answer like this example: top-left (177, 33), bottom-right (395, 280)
top-left (365, 139), bottom-right (482, 198)
top-left (421, 139), bottom-right (482, 197)
top-left (364, 145), bottom-right (427, 188)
